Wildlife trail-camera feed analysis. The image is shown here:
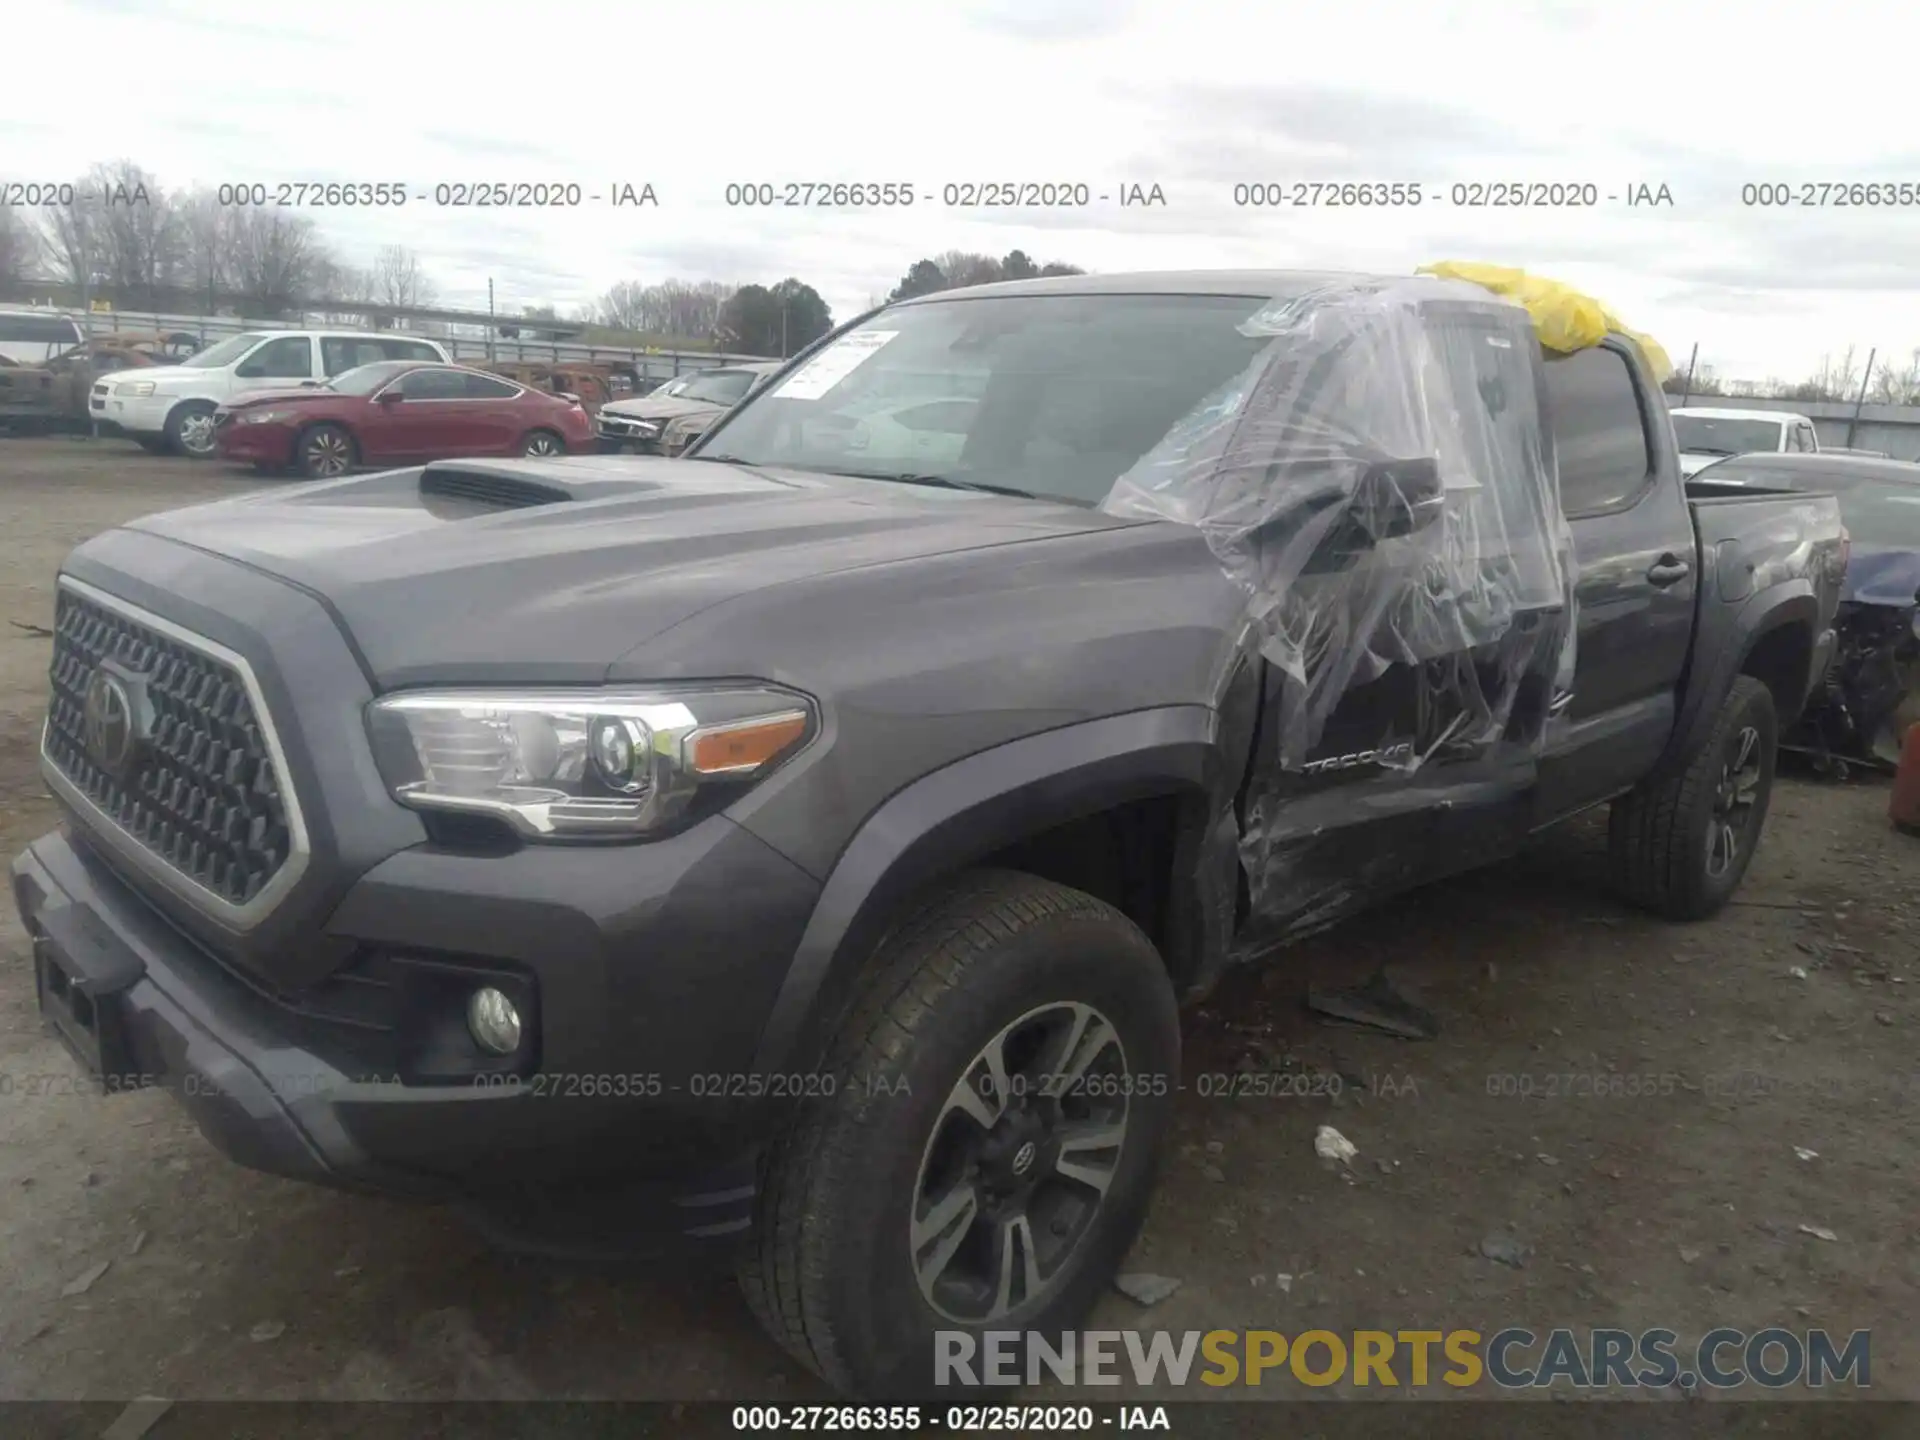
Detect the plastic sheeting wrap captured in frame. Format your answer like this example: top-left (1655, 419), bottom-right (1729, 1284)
top-left (1418, 260), bottom-right (1674, 382)
top-left (1100, 275), bottom-right (1579, 923)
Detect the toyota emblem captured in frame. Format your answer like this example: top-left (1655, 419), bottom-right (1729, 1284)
top-left (81, 664), bottom-right (147, 777)
top-left (1011, 1141), bottom-right (1037, 1177)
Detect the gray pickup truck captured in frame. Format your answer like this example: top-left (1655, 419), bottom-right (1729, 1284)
top-left (13, 270), bottom-right (1843, 1397)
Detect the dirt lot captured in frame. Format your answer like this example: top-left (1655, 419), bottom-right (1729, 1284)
top-left (2, 436), bottom-right (1917, 1421)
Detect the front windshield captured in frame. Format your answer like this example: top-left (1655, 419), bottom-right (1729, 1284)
top-left (327, 361), bottom-right (417, 396)
top-left (181, 332), bottom-right (269, 369)
top-left (677, 369), bottom-right (761, 405)
top-left (694, 294), bottom-right (1272, 505)
top-left (1672, 415), bottom-right (1786, 457)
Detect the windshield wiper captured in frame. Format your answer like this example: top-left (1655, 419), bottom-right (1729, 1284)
top-left (689, 453), bottom-right (759, 467)
top-left (832, 470), bottom-right (1042, 500)
top-left (1686, 445), bottom-right (1737, 456)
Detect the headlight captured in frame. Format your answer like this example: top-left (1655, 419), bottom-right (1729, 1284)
top-left (239, 409), bottom-right (291, 425)
top-left (119, 381), bottom-right (156, 397)
top-left (366, 685), bottom-right (815, 839)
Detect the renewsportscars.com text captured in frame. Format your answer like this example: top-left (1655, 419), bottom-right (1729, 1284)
top-left (936, 1327), bottom-right (1870, 1390)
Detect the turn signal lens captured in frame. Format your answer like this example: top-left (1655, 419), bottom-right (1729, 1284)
top-left (688, 712), bottom-right (809, 775)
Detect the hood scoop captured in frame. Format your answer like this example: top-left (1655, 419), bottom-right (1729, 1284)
top-left (419, 462), bottom-right (573, 510)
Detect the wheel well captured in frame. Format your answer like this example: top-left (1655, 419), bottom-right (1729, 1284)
top-left (1740, 622), bottom-right (1812, 722)
top-left (973, 795), bottom-right (1192, 983)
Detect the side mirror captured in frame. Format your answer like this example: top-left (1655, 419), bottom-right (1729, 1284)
top-left (376, 389), bottom-right (404, 404)
top-left (234, 364), bottom-right (265, 379)
top-left (1351, 457), bottom-right (1445, 541)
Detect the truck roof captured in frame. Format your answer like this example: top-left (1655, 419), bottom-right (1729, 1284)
top-left (890, 270), bottom-right (1364, 303)
top-left (1671, 406), bottom-right (1804, 422)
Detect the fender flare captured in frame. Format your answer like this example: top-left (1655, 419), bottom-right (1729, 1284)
top-left (1659, 583), bottom-right (1820, 774)
top-left (747, 705), bottom-right (1226, 1077)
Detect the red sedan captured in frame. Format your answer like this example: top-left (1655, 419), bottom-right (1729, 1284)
top-left (212, 360), bottom-right (594, 478)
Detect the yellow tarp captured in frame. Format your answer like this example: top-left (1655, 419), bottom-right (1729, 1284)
top-left (1417, 260), bottom-right (1673, 382)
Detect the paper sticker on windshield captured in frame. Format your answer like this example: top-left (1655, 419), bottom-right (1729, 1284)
top-left (773, 330), bottom-right (898, 400)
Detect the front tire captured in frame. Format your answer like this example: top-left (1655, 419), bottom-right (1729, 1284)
top-left (163, 401), bottom-right (217, 458)
top-left (294, 423), bottom-right (357, 479)
top-left (1609, 675), bottom-right (1777, 920)
top-left (739, 870), bottom-right (1180, 1398)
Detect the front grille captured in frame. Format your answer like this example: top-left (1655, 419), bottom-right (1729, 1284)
top-left (44, 587), bottom-right (294, 908)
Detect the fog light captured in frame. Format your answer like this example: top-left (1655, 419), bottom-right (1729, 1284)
top-left (466, 987), bottom-right (522, 1055)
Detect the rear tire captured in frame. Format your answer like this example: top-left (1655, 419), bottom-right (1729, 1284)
top-left (1609, 675), bottom-right (1777, 920)
top-left (294, 423), bottom-right (356, 479)
top-left (519, 428), bottom-right (564, 457)
top-left (738, 870), bottom-right (1180, 1398)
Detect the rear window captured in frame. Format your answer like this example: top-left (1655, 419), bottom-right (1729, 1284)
top-left (1672, 413), bottom-right (1787, 458)
top-left (1542, 347), bottom-right (1652, 517)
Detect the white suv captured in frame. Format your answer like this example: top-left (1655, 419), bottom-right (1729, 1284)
top-left (93, 330), bottom-right (451, 456)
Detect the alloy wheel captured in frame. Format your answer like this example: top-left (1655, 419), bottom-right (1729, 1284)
top-left (908, 1001), bottom-right (1130, 1324)
top-left (305, 431), bottom-right (352, 477)
top-left (1707, 724), bottom-right (1764, 878)
top-left (177, 412), bottom-right (216, 455)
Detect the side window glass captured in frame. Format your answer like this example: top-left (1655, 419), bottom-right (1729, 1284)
top-left (460, 372), bottom-right (520, 399)
top-left (397, 368), bottom-right (465, 400)
top-left (241, 336), bottom-right (314, 379)
top-left (1543, 348), bottom-right (1653, 517)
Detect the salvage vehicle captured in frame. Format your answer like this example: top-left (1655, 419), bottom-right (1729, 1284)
top-left (93, 330), bottom-right (449, 457)
top-left (1694, 451), bottom-right (1920, 771)
top-left (594, 360), bottom-right (780, 453)
top-left (212, 360), bottom-right (594, 477)
top-left (1671, 405), bottom-right (1819, 477)
top-left (13, 270), bottom-right (1845, 1398)
top-left (0, 332), bottom-right (196, 433)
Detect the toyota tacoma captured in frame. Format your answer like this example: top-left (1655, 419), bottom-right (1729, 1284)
top-left (13, 270), bottom-right (1844, 1397)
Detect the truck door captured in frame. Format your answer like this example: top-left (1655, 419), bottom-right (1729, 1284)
top-left (1235, 301), bottom-right (1572, 937)
top-left (1534, 341), bottom-right (1697, 824)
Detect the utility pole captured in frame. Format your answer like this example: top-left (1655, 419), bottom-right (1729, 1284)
top-left (1679, 342), bottom-right (1699, 407)
top-left (1847, 347), bottom-right (1876, 448)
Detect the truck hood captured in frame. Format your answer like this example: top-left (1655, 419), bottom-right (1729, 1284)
top-left (1844, 544), bottom-right (1920, 608)
top-left (118, 456), bottom-right (1141, 687)
top-left (600, 394), bottom-right (725, 422)
top-left (97, 364), bottom-right (217, 391)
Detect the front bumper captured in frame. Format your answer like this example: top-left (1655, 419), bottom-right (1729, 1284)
top-left (90, 391), bottom-right (173, 436)
top-left (214, 420), bottom-right (296, 465)
top-left (594, 416), bottom-right (663, 454)
top-left (12, 812), bottom-right (818, 1254)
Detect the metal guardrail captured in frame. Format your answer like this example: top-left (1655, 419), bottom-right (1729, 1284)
top-left (63, 307), bottom-right (763, 382)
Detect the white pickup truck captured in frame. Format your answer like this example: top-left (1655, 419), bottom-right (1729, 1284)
top-left (1670, 405), bottom-right (1819, 477)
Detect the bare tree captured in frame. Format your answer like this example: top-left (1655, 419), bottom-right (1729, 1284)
top-left (593, 279), bottom-right (732, 338)
top-left (1785, 346), bottom-right (1862, 403)
top-left (1869, 348), bottom-right (1920, 406)
top-left (370, 244), bottom-right (435, 308)
top-left (89, 161), bottom-right (181, 307)
top-left (223, 208), bottom-right (329, 316)
top-left (0, 206), bottom-right (38, 288)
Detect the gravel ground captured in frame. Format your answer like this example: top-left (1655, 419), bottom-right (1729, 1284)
top-left (1, 436), bottom-right (1916, 1424)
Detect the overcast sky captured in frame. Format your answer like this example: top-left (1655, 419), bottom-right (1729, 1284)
top-left (13, 0), bottom-right (1920, 384)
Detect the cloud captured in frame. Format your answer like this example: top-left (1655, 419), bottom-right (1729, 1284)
top-left (964, 0), bottom-right (1137, 40)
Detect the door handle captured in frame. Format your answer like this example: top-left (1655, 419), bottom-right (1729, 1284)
top-left (1647, 555), bottom-right (1692, 586)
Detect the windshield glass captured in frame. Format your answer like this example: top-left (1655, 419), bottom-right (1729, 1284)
top-left (181, 333), bottom-right (269, 369)
top-left (695, 294), bottom-right (1272, 505)
top-left (1672, 415), bottom-right (1786, 457)
top-left (677, 369), bottom-right (760, 405)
